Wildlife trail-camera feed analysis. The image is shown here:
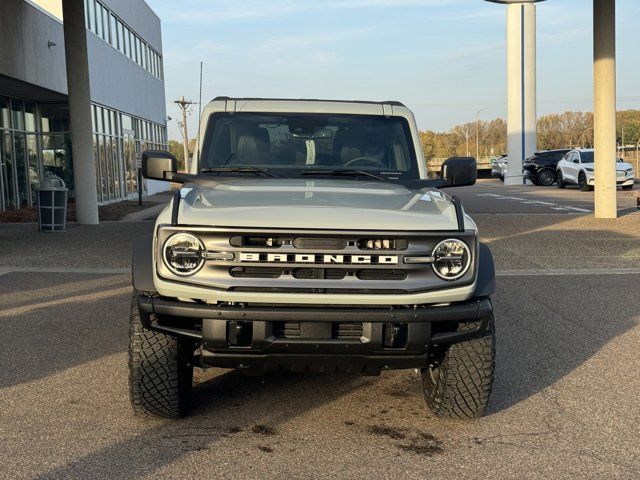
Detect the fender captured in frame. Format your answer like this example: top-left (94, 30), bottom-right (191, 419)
top-left (473, 242), bottom-right (496, 297)
top-left (132, 234), bottom-right (156, 293)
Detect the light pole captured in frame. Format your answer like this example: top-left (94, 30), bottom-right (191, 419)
top-left (485, 0), bottom-right (545, 185)
top-left (581, 127), bottom-right (594, 148)
top-left (454, 126), bottom-right (470, 157)
top-left (476, 109), bottom-right (484, 158)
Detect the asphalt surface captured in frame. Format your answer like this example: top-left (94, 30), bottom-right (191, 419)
top-left (1, 181), bottom-right (639, 479)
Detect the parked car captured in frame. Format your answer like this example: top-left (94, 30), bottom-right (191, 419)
top-left (490, 154), bottom-right (507, 180)
top-left (522, 149), bottom-right (571, 186)
top-left (556, 149), bottom-right (636, 191)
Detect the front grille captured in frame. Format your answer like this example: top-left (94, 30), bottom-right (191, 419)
top-left (273, 321), bottom-right (301, 338)
top-left (332, 322), bottom-right (363, 339)
top-left (157, 227), bottom-right (477, 294)
top-left (272, 321), bottom-right (363, 340)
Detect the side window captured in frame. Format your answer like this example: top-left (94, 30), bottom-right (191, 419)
top-left (571, 152), bottom-right (580, 163)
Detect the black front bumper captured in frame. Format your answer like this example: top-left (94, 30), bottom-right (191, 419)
top-left (137, 296), bottom-right (492, 374)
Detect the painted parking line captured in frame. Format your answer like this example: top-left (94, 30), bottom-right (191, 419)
top-left (477, 193), bottom-right (592, 213)
top-left (0, 267), bottom-right (129, 276)
top-left (496, 268), bottom-right (640, 276)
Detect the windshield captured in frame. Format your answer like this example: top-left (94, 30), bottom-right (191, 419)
top-left (199, 113), bottom-right (420, 180)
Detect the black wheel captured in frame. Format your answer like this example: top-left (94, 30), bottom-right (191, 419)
top-left (422, 313), bottom-right (495, 419)
top-left (578, 172), bottom-right (593, 192)
top-left (557, 170), bottom-right (566, 189)
top-left (129, 291), bottom-right (194, 419)
top-left (622, 185), bottom-right (634, 191)
top-left (537, 169), bottom-right (556, 187)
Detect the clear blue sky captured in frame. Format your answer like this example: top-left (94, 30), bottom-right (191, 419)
top-left (145, 0), bottom-right (640, 141)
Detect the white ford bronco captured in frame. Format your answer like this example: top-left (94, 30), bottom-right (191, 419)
top-left (130, 97), bottom-right (496, 419)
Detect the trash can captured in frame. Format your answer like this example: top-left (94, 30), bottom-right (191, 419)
top-left (37, 172), bottom-right (68, 232)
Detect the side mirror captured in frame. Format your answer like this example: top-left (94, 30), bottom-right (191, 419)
top-left (440, 157), bottom-right (477, 188)
top-left (141, 150), bottom-right (177, 181)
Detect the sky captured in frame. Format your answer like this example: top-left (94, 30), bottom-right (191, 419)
top-left (145, 0), bottom-right (640, 142)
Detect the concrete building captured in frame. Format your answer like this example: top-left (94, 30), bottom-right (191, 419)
top-left (0, 0), bottom-right (167, 213)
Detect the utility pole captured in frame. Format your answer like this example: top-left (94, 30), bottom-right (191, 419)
top-left (174, 96), bottom-right (196, 172)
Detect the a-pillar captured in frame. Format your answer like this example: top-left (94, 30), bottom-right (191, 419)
top-left (62, 0), bottom-right (99, 224)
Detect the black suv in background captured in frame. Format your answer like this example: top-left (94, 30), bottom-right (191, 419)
top-left (522, 149), bottom-right (571, 186)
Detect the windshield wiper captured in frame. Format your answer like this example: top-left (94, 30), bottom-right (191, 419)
top-left (200, 167), bottom-right (276, 177)
top-left (301, 169), bottom-right (385, 181)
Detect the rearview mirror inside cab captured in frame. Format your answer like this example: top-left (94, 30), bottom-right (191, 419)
top-left (440, 157), bottom-right (477, 188)
top-left (141, 150), bottom-right (178, 181)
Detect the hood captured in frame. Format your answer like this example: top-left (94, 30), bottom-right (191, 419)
top-left (177, 178), bottom-right (460, 231)
top-left (583, 162), bottom-right (634, 171)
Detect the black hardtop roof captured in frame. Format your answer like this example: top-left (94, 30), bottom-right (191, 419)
top-left (210, 96), bottom-right (406, 107)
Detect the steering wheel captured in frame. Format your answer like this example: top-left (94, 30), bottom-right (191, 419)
top-left (344, 156), bottom-right (386, 169)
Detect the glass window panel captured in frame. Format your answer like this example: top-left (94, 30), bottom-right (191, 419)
top-left (95, 3), bottom-right (102, 37)
top-left (41, 133), bottom-right (73, 191)
top-left (110, 14), bottom-right (117, 47)
top-left (124, 27), bottom-right (130, 56)
top-left (26, 134), bottom-right (39, 205)
top-left (117, 20), bottom-right (124, 53)
top-left (102, 6), bottom-right (110, 41)
top-left (84, 0), bottom-right (90, 29)
top-left (14, 133), bottom-right (28, 206)
top-left (121, 114), bottom-right (133, 132)
top-left (24, 102), bottom-right (36, 132)
top-left (88, 0), bottom-right (96, 32)
top-left (93, 134), bottom-right (102, 201)
top-left (135, 37), bottom-right (141, 64)
top-left (96, 107), bottom-right (103, 134)
top-left (130, 31), bottom-right (136, 60)
top-left (98, 135), bottom-right (107, 198)
top-left (111, 110), bottom-right (117, 136)
top-left (0, 96), bottom-right (9, 129)
top-left (142, 44), bottom-right (148, 70)
top-left (1, 132), bottom-right (17, 209)
top-left (11, 99), bottom-right (24, 131)
top-left (40, 104), bottom-right (69, 133)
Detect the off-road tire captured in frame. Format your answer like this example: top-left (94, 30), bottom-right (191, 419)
top-left (129, 291), bottom-right (193, 419)
top-left (537, 169), bottom-right (556, 187)
top-left (557, 170), bottom-right (566, 188)
top-left (422, 316), bottom-right (495, 419)
top-left (622, 185), bottom-right (634, 191)
top-left (578, 172), bottom-right (593, 192)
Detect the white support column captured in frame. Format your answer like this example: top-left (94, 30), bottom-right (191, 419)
top-left (62, 0), bottom-right (99, 224)
top-left (593, 0), bottom-right (617, 218)
top-left (505, 2), bottom-right (538, 185)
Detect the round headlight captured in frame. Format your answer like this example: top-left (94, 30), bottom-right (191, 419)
top-left (162, 233), bottom-right (206, 276)
top-left (431, 239), bottom-right (471, 281)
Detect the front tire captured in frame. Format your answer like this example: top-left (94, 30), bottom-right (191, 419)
top-left (422, 315), bottom-right (495, 419)
top-left (557, 170), bottom-right (566, 189)
top-left (622, 185), bottom-right (634, 191)
top-left (537, 169), bottom-right (556, 187)
top-left (129, 292), bottom-right (194, 419)
top-left (578, 172), bottom-right (593, 192)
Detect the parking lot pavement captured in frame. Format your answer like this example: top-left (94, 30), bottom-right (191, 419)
top-left (450, 178), bottom-right (639, 215)
top-left (1, 186), bottom-right (639, 480)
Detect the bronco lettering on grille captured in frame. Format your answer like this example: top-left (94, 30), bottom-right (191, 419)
top-left (237, 252), bottom-right (398, 265)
